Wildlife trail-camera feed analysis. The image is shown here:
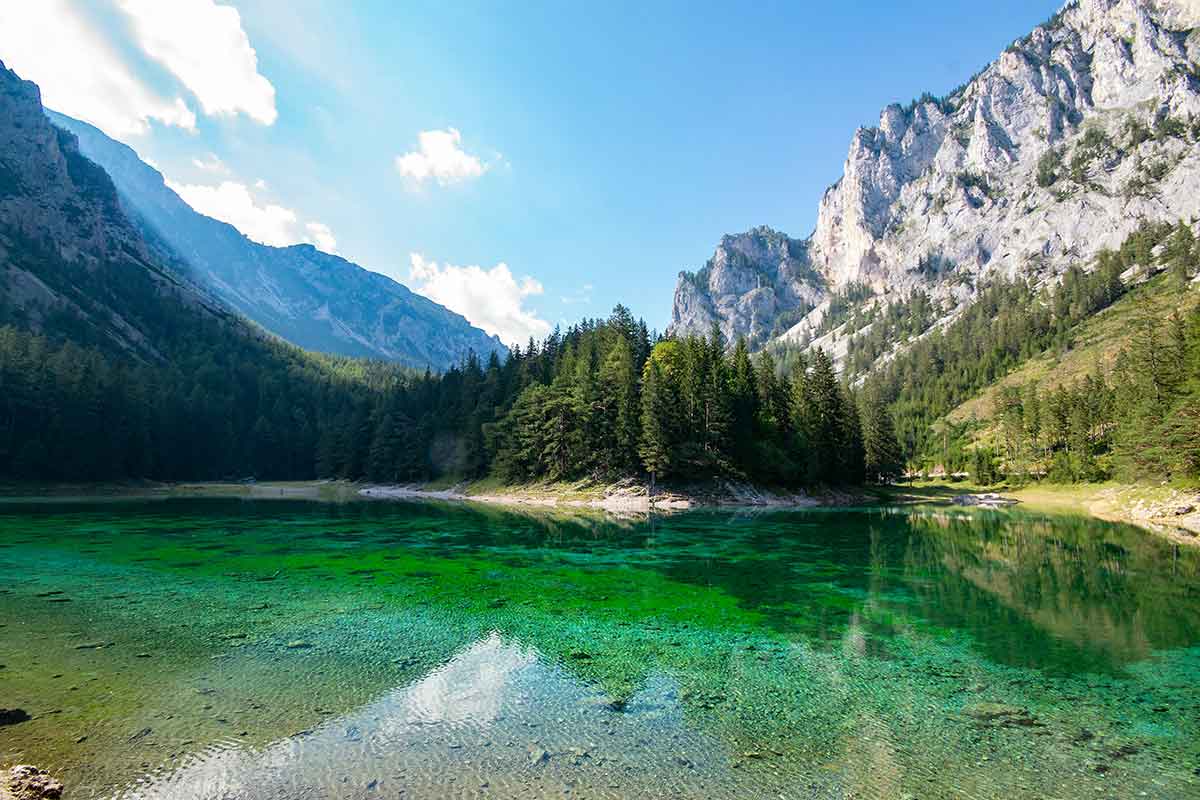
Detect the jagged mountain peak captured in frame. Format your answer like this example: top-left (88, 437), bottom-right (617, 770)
top-left (668, 226), bottom-right (822, 347)
top-left (670, 0), bottom-right (1200, 358)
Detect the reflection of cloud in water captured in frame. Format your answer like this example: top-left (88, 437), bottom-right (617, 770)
top-left (402, 632), bottom-right (536, 726)
top-left (117, 633), bottom-right (538, 799)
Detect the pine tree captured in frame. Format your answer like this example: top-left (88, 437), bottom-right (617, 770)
top-left (1166, 221), bottom-right (1197, 283)
top-left (638, 357), bottom-right (673, 490)
top-left (728, 338), bottom-right (758, 475)
top-left (540, 381), bottom-right (580, 481)
top-left (598, 335), bottom-right (639, 474)
top-left (799, 349), bottom-right (846, 484)
top-left (860, 384), bottom-right (902, 483)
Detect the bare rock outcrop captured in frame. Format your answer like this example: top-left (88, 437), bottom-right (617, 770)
top-left (3, 766), bottom-right (63, 800)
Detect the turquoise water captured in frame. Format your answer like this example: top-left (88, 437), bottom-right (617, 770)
top-left (0, 498), bottom-right (1197, 798)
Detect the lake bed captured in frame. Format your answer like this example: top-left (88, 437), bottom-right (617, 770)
top-left (0, 499), bottom-right (1197, 799)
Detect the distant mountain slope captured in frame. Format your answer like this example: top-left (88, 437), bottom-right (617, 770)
top-left (0, 60), bottom-right (410, 481)
top-left (47, 111), bottom-right (505, 370)
top-left (670, 0), bottom-right (1200, 355)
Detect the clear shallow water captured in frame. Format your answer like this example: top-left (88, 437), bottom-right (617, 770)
top-left (0, 499), bottom-right (1197, 799)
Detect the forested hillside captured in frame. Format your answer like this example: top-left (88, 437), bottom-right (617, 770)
top-left (48, 111), bottom-right (505, 370)
top-left (861, 220), bottom-right (1200, 484)
top-left (0, 61), bottom-right (415, 482)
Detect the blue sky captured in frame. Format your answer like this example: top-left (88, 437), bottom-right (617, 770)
top-left (0, 0), bottom-right (1060, 343)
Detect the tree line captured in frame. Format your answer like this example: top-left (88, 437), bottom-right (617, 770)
top-left (3, 200), bottom-right (1193, 491)
top-left (0, 302), bottom-right (902, 488)
top-left (350, 308), bottom-right (901, 489)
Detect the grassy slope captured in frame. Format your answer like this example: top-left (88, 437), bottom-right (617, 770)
top-left (947, 273), bottom-right (1198, 425)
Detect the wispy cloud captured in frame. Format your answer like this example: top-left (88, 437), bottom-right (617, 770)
top-left (0, 0), bottom-right (276, 136)
top-left (117, 0), bottom-right (277, 125)
top-left (560, 283), bottom-right (594, 306)
top-left (191, 153), bottom-right (230, 174)
top-left (0, 1), bottom-right (196, 137)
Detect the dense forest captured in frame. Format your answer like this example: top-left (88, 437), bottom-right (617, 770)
top-left (0, 301), bottom-right (901, 488)
top-left (867, 219), bottom-right (1200, 484)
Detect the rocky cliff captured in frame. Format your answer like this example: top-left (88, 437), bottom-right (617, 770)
top-left (47, 112), bottom-right (506, 371)
top-left (668, 226), bottom-right (824, 346)
top-left (0, 61), bottom-right (227, 359)
top-left (670, 0), bottom-right (1200, 354)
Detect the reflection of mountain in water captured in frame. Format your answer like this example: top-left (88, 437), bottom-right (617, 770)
top-left (897, 510), bottom-right (1200, 673)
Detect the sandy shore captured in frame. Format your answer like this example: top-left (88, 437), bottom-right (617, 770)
top-left (358, 480), bottom-right (843, 514)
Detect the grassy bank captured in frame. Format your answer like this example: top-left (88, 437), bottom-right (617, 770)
top-left (875, 479), bottom-right (1200, 546)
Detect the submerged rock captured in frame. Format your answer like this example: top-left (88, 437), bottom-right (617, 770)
top-left (5, 765), bottom-right (63, 800)
top-left (963, 702), bottom-right (1039, 727)
top-left (0, 709), bottom-right (31, 727)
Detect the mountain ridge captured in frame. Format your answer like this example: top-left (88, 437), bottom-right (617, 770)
top-left (46, 110), bottom-right (505, 370)
top-left (670, 0), bottom-right (1200, 359)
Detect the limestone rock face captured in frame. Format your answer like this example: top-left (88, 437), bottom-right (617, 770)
top-left (4, 765), bottom-right (64, 800)
top-left (670, 0), bottom-right (1200, 357)
top-left (668, 226), bottom-right (824, 347)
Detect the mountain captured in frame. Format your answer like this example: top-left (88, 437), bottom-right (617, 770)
top-left (46, 110), bottom-right (505, 370)
top-left (668, 226), bottom-right (824, 348)
top-left (670, 0), bottom-right (1200, 357)
top-left (0, 59), bottom-right (403, 481)
top-left (0, 61), bottom-right (232, 359)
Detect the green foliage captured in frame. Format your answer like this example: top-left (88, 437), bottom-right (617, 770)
top-left (956, 171), bottom-right (992, 205)
top-left (1123, 117), bottom-right (1152, 149)
top-left (871, 222), bottom-right (1180, 472)
top-left (1069, 126), bottom-right (1111, 185)
top-left (872, 220), bottom-right (1199, 485)
top-left (1154, 114), bottom-right (1189, 141)
top-left (844, 290), bottom-right (938, 376)
top-left (860, 384), bottom-right (903, 483)
top-left (1036, 147), bottom-right (1062, 188)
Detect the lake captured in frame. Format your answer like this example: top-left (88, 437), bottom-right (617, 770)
top-left (0, 498), bottom-right (1197, 799)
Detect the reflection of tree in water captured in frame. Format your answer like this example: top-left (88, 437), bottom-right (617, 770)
top-left (896, 510), bottom-right (1200, 673)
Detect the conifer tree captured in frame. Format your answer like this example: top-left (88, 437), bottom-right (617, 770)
top-left (638, 357), bottom-right (673, 490)
top-left (728, 338), bottom-right (758, 473)
top-left (860, 384), bottom-right (902, 483)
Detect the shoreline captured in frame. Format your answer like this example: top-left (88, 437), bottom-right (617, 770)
top-left (883, 482), bottom-right (1200, 547)
top-left (357, 480), bottom-right (857, 514)
top-left (2, 478), bottom-right (1197, 546)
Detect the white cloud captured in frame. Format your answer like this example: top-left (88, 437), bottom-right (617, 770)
top-left (0, 0), bottom-right (196, 137)
top-left (116, 0), bottom-right (277, 125)
top-left (191, 153), bottom-right (229, 173)
top-left (304, 222), bottom-right (338, 253)
top-left (165, 177), bottom-right (336, 253)
top-left (407, 253), bottom-right (550, 345)
top-left (394, 128), bottom-right (489, 187)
